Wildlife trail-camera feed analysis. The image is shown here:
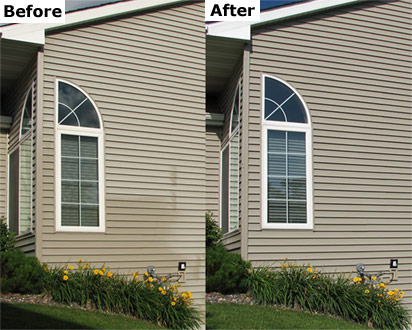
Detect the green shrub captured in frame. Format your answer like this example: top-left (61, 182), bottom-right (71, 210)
top-left (206, 243), bottom-right (251, 294)
top-left (206, 212), bottom-right (222, 248)
top-left (0, 248), bottom-right (45, 294)
top-left (247, 262), bottom-right (411, 330)
top-left (1, 217), bottom-right (15, 252)
top-left (43, 261), bottom-right (201, 329)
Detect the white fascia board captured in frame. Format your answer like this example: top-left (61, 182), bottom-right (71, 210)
top-left (0, 0), bottom-right (183, 45)
top-left (207, 21), bottom-right (251, 40)
top-left (207, 0), bottom-right (364, 39)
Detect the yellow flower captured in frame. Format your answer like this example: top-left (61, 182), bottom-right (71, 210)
top-left (149, 284), bottom-right (153, 288)
top-left (171, 302), bottom-right (176, 306)
top-left (307, 267), bottom-right (313, 273)
top-left (364, 289), bottom-right (370, 294)
top-left (401, 291), bottom-right (405, 295)
top-left (99, 270), bottom-right (104, 276)
top-left (43, 266), bottom-right (48, 272)
top-left (312, 275), bottom-right (317, 279)
top-left (63, 275), bottom-right (69, 281)
top-left (102, 268), bottom-right (106, 273)
top-left (162, 291), bottom-right (166, 295)
top-left (64, 270), bottom-right (68, 275)
top-left (158, 287), bottom-right (163, 292)
top-left (148, 277), bottom-right (153, 282)
top-left (136, 279), bottom-right (139, 283)
top-left (94, 269), bottom-right (99, 275)
top-left (69, 265), bottom-right (74, 270)
top-left (371, 276), bottom-right (377, 281)
top-left (84, 264), bottom-right (89, 269)
top-left (353, 277), bottom-right (362, 282)
top-left (161, 277), bottom-right (166, 282)
top-left (379, 283), bottom-right (386, 289)
top-left (78, 259), bottom-right (82, 263)
top-left (144, 272), bottom-right (149, 277)
top-left (173, 297), bottom-right (177, 301)
top-left (106, 272), bottom-right (113, 278)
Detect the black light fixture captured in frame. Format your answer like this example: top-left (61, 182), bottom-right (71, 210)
top-left (178, 262), bottom-right (186, 271)
top-left (390, 259), bottom-right (398, 269)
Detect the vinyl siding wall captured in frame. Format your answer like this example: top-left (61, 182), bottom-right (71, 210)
top-left (247, 0), bottom-right (412, 311)
top-left (219, 60), bottom-right (243, 252)
top-left (3, 58), bottom-right (37, 255)
top-left (40, 2), bottom-right (205, 312)
top-left (0, 129), bottom-right (8, 218)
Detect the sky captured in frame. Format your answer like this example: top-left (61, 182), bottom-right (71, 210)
top-left (66, 0), bottom-right (304, 12)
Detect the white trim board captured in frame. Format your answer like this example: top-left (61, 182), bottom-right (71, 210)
top-left (207, 0), bottom-right (365, 40)
top-left (0, 0), bottom-right (185, 44)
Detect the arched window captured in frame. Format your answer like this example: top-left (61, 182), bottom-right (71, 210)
top-left (8, 87), bottom-right (34, 235)
top-left (221, 84), bottom-right (240, 234)
top-left (56, 80), bottom-right (105, 232)
top-left (262, 75), bottom-right (312, 229)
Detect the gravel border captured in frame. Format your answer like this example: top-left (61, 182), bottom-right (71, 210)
top-left (1, 292), bottom-right (255, 306)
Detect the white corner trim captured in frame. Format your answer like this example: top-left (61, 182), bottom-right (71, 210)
top-left (207, 0), bottom-right (364, 39)
top-left (0, 0), bottom-right (184, 44)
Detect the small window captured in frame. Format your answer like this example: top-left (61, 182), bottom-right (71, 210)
top-left (8, 88), bottom-right (34, 235)
top-left (221, 84), bottom-right (240, 234)
top-left (56, 80), bottom-right (104, 232)
top-left (262, 76), bottom-right (312, 229)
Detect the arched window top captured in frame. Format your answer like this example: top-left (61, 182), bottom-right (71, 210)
top-left (264, 76), bottom-right (308, 124)
top-left (58, 81), bottom-right (101, 129)
top-left (230, 85), bottom-right (240, 134)
top-left (21, 88), bottom-right (33, 137)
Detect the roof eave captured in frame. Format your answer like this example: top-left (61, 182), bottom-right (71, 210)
top-left (0, 0), bottom-right (185, 45)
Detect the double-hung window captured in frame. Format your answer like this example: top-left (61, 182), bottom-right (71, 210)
top-left (262, 75), bottom-right (312, 229)
top-left (221, 84), bottom-right (240, 234)
top-left (56, 80), bottom-right (105, 232)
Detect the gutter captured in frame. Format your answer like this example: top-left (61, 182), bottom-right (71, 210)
top-left (0, 116), bottom-right (12, 129)
top-left (206, 113), bottom-right (224, 127)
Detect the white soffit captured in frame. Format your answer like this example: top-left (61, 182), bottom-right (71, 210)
top-left (207, 0), bottom-right (364, 39)
top-left (0, 0), bottom-right (184, 44)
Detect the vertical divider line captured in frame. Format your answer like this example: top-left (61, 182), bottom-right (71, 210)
top-left (78, 136), bottom-right (82, 226)
top-left (285, 131), bottom-right (289, 223)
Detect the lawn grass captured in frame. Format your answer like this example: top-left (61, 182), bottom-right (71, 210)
top-left (1, 303), bottom-right (162, 329)
top-left (206, 303), bottom-right (369, 329)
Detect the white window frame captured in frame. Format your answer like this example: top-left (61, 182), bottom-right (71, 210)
top-left (261, 74), bottom-right (313, 230)
top-left (55, 79), bottom-right (105, 232)
top-left (220, 82), bottom-right (241, 234)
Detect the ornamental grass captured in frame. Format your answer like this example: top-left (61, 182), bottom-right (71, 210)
top-left (43, 260), bottom-right (200, 329)
top-left (247, 262), bottom-right (410, 330)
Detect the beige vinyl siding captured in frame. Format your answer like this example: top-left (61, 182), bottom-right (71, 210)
top-left (2, 58), bottom-right (37, 253)
top-left (206, 126), bottom-right (221, 221)
top-left (247, 0), bottom-right (412, 312)
top-left (40, 1), bottom-right (205, 313)
top-left (0, 129), bottom-right (7, 218)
